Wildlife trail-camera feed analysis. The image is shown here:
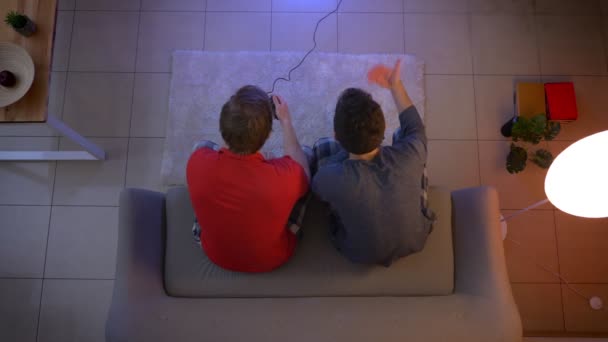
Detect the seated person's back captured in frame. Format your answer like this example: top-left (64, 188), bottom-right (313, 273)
top-left (312, 61), bottom-right (435, 266)
top-left (187, 86), bottom-right (310, 273)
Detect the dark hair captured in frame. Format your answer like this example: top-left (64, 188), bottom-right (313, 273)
top-left (334, 88), bottom-right (385, 155)
top-left (220, 85), bottom-right (273, 155)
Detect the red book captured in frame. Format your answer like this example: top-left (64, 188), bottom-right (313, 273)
top-left (545, 82), bottom-right (578, 121)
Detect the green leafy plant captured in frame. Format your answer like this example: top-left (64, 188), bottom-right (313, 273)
top-left (544, 121), bottom-right (561, 141)
top-left (531, 149), bottom-right (554, 169)
top-left (5, 11), bottom-right (27, 29)
top-left (507, 144), bottom-right (528, 174)
top-left (505, 114), bottom-right (561, 174)
top-left (512, 115), bottom-right (546, 144)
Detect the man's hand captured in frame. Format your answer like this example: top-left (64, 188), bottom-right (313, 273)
top-left (272, 95), bottom-right (292, 126)
top-left (367, 59), bottom-right (402, 90)
top-left (368, 59), bottom-right (412, 113)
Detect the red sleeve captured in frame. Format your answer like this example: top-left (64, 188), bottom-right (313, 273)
top-left (186, 148), bottom-right (216, 186)
top-left (269, 156), bottom-right (309, 199)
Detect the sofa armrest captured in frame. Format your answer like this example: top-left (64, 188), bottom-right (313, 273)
top-left (452, 186), bottom-right (512, 297)
top-left (451, 186), bottom-right (521, 341)
top-left (116, 187), bottom-right (167, 296)
top-left (451, 186), bottom-right (522, 338)
top-left (106, 188), bottom-right (167, 341)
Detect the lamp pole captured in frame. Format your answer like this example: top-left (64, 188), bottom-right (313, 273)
top-left (500, 198), bottom-right (550, 223)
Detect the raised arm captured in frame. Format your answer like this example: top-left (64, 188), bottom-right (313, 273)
top-left (391, 82), bottom-right (413, 113)
top-left (385, 59), bottom-right (413, 112)
top-left (368, 59), bottom-right (426, 158)
top-left (368, 59), bottom-right (412, 112)
top-left (273, 95), bottom-right (311, 182)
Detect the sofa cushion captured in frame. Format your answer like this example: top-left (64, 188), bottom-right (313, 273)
top-left (164, 186), bottom-right (453, 297)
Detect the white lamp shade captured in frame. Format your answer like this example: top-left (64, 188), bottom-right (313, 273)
top-left (545, 130), bottom-right (608, 218)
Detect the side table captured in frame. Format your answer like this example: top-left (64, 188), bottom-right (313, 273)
top-left (0, 0), bottom-right (105, 161)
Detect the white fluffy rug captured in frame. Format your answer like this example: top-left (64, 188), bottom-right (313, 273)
top-left (162, 51), bottom-right (425, 186)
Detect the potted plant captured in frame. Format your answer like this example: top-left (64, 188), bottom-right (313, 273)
top-left (505, 114), bottom-right (561, 174)
top-left (4, 11), bottom-right (36, 37)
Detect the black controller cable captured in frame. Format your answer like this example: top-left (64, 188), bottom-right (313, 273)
top-left (268, 0), bottom-right (344, 96)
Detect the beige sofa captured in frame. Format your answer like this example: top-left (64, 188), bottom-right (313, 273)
top-left (106, 186), bottom-right (522, 342)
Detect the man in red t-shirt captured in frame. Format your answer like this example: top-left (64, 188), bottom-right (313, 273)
top-left (186, 85), bottom-right (310, 273)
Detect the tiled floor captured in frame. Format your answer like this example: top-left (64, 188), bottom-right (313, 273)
top-left (525, 339), bottom-right (608, 342)
top-left (2, 0), bottom-right (608, 340)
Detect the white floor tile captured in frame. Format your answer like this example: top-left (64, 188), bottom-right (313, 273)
top-left (0, 122), bottom-right (56, 138)
top-left (555, 210), bottom-right (608, 283)
top-left (69, 11), bottom-right (139, 72)
top-left (76, 0), bottom-right (141, 10)
top-left (126, 138), bottom-right (165, 191)
top-left (0, 137), bottom-right (57, 205)
top-left (0, 72), bottom-right (66, 137)
top-left (404, 0), bottom-right (468, 13)
top-left (425, 75), bottom-right (477, 140)
top-left (338, 0), bottom-right (402, 12)
top-left (272, 13), bottom-right (337, 52)
top-left (503, 209), bottom-right (559, 283)
top-left (208, 0), bottom-right (270, 11)
top-left (48, 72), bottom-right (67, 121)
top-left (471, 15), bottom-right (540, 75)
top-left (130, 73), bottom-right (170, 137)
top-left (38, 279), bottom-right (113, 342)
top-left (474, 75), bottom-right (541, 140)
top-left (0, 279), bottom-right (42, 342)
top-left (0, 206), bottom-right (50, 278)
top-left (53, 138), bottom-right (128, 206)
top-left (58, 0), bottom-right (75, 10)
top-left (338, 13), bottom-right (404, 54)
top-left (469, 0), bottom-right (534, 13)
top-left (205, 12), bottom-right (271, 51)
top-left (45, 206), bottom-right (118, 279)
top-left (427, 140), bottom-right (480, 189)
top-left (524, 339), bottom-right (608, 342)
top-left (136, 12), bottom-right (205, 72)
top-left (512, 283), bottom-right (565, 332)
top-left (272, 0), bottom-right (337, 12)
top-left (562, 283), bottom-right (608, 336)
top-left (62, 72), bottom-right (134, 137)
top-left (142, 0), bottom-right (206, 11)
top-left (537, 15), bottom-right (606, 76)
top-left (535, 0), bottom-right (601, 14)
top-left (51, 11), bottom-right (73, 72)
top-left (561, 283), bottom-right (608, 333)
top-left (404, 14), bottom-right (472, 74)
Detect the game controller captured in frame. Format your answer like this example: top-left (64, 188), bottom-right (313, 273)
top-left (269, 95), bottom-right (278, 120)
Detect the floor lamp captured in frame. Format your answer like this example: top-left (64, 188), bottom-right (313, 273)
top-left (501, 130), bottom-right (608, 310)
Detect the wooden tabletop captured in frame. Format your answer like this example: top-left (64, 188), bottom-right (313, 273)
top-left (0, 0), bottom-right (57, 123)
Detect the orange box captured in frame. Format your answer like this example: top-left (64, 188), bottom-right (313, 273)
top-left (516, 82), bottom-right (546, 119)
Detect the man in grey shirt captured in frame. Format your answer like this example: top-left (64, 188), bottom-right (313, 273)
top-left (311, 60), bottom-right (435, 266)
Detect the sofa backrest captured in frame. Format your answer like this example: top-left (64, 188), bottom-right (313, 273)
top-left (163, 186), bottom-right (454, 297)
